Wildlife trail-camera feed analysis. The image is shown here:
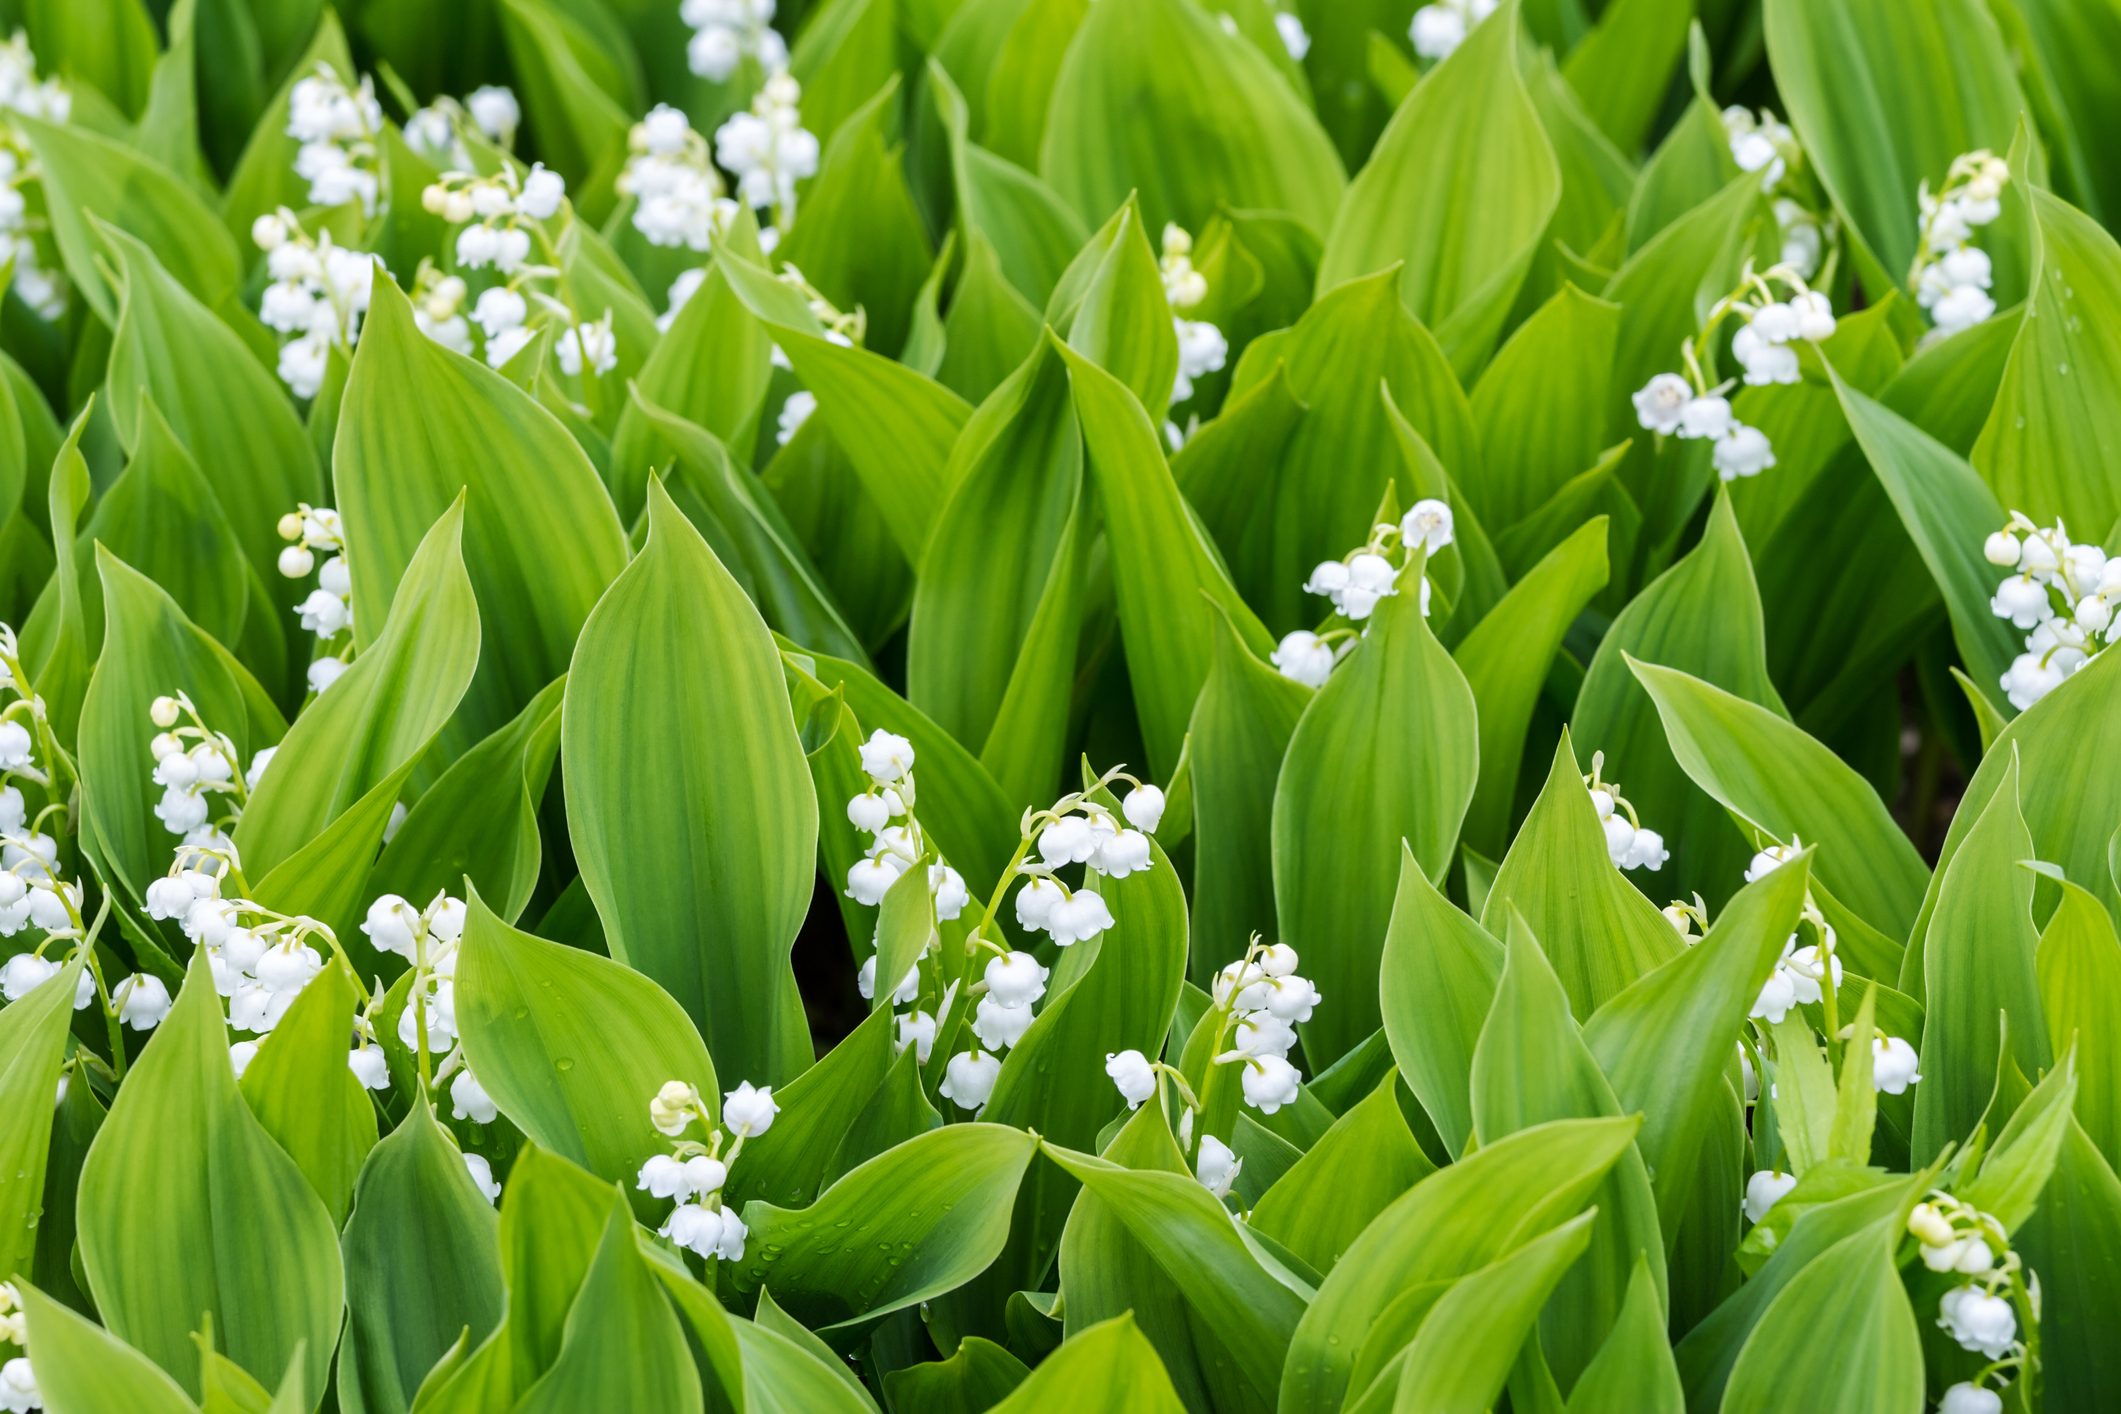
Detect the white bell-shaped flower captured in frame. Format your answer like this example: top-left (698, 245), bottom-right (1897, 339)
top-left (972, 995), bottom-right (1035, 1051)
top-left (112, 973), bottom-right (172, 1031)
top-left (1045, 890), bottom-right (1114, 946)
top-left (723, 1080), bottom-right (778, 1136)
top-left (1122, 785), bottom-right (1166, 834)
top-left (1742, 1168), bottom-right (1796, 1223)
top-left (451, 1067), bottom-right (498, 1123)
top-left (1106, 1049), bottom-right (1157, 1109)
top-left (1937, 1285), bottom-right (2017, 1358)
top-left (857, 729), bottom-right (914, 785)
top-left (1940, 1383), bottom-right (2003, 1414)
top-left (896, 1008), bottom-right (938, 1063)
top-left (1195, 1133), bottom-right (1241, 1198)
top-left (1239, 1055), bottom-right (1301, 1114)
top-left (984, 951), bottom-right (1049, 1007)
top-left (1871, 1035), bottom-right (1922, 1095)
top-left (347, 1045), bottom-right (390, 1090)
top-left (941, 1048), bottom-right (1002, 1111)
top-left (1271, 630), bottom-right (1337, 688)
top-left (1261, 975), bottom-right (1321, 1024)
top-left (1632, 373), bottom-right (1692, 435)
top-left (1091, 828), bottom-right (1153, 879)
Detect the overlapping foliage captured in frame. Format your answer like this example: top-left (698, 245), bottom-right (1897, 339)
top-left (2, 0), bottom-right (2120, 1410)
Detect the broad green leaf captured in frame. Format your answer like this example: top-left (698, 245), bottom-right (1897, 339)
top-left (1379, 843), bottom-right (1502, 1159)
top-left (28, 0), bottom-right (159, 117)
top-left (0, 953), bottom-right (86, 1282)
top-left (1559, 0), bottom-right (1692, 154)
top-left (76, 951), bottom-right (341, 1406)
top-left (1763, 0), bottom-right (2027, 289)
top-left (626, 388), bottom-right (867, 665)
top-left (102, 222), bottom-right (321, 621)
top-left (1251, 1070), bottom-right (1435, 1274)
top-left (1973, 186), bottom-right (2121, 536)
top-left (1765, 1014), bottom-right (1836, 1175)
top-left (18, 1278), bottom-right (197, 1414)
top-left (1466, 285), bottom-right (1619, 530)
top-left (455, 889), bottom-right (717, 1202)
top-left (1054, 199), bottom-right (1180, 422)
top-left (2037, 875), bottom-right (2121, 1167)
top-left (367, 677), bottom-right (564, 928)
top-left (1626, 659), bottom-right (1929, 939)
top-left (2011, 1119), bottom-right (2121, 1407)
top-left (1585, 856), bottom-right (1811, 1225)
top-left (1481, 733), bottom-right (1680, 1019)
top-left (1964, 1045), bottom-right (2078, 1230)
top-left (1563, 1253), bottom-right (1683, 1414)
top-left (1573, 490), bottom-right (1782, 901)
top-left (1318, 0), bottom-right (1560, 377)
top-left (240, 963), bottom-right (375, 1222)
top-left (1213, 271), bottom-right (1478, 632)
top-left (565, 480), bottom-right (815, 1082)
top-left (607, 255), bottom-right (774, 525)
top-left (976, 0), bottom-right (1090, 174)
top-left (986, 1314), bottom-right (1182, 1413)
top-left (217, 11), bottom-right (355, 242)
top-left (494, 0), bottom-right (631, 219)
top-left (729, 1124), bottom-right (1039, 1332)
top-left (1453, 518), bottom-right (1610, 855)
top-left (1912, 757), bottom-right (2050, 1160)
top-left (236, 500), bottom-right (479, 928)
top-left (724, 1005), bottom-right (897, 1210)
top-left (1469, 916), bottom-right (1664, 1388)
top-left (1280, 1117), bottom-right (1639, 1413)
top-left (338, 1104), bottom-right (504, 1414)
top-left (1274, 557), bottom-right (1479, 1061)
top-left (78, 549), bottom-right (282, 950)
top-left (1718, 1221), bottom-right (1924, 1414)
top-left (881, 1337), bottom-right (1026, 1414)
top-left (335, 274), bottom-right (628, 758)
top-left (1379, 1211), bottom-right (1596, 1414)
top-left (1043, 1137), bottom-right (1310, 1409)
top-left (18, 115), bottom-right (240, 324)
top-left (775, 77), bottom-right (934, 360)
top-left (717, 253), bottom-right (973, 563)
top-left (515, 1202), bottom-right (702, 1413)
top-left (415, 1144), bottom-right (632, 1410)
top-left (1039, 0), bottom-right (1344, 239)
top-left (907, 337), bottom-right (1088, 805)
top-left (1184, 608), bottom-right (1311, 985)
top-left (1059, 335), bottom-right (1273, 778)
top-left (1827, 368), bottom-right (2018, 712)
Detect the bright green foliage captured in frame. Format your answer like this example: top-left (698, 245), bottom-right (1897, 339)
top-left (2, 4), bottom-right (2118, 1411)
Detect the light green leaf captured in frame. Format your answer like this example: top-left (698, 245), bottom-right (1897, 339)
top-left (2037, 875), bottom-right (2121, 1167)
top-left (338, 1104), bottom-right (503, 1414)
top-left (335, 273), bottom-right (627, 759)
top-left (1054, 199), bottom-right (1180, 423)
top-left (1626, 658), bottom-right (1929, 939)
top-left (0, 953), bottom-right (86, 1282)
top-left (1718, 1221), bottom-right (1924, 1414)
top-left (1453, 517), bottom-right (1610, 855)
top-left (1912, 756), bottom-right (2050, 1160)
top-left (1466, 285), bottom-right (1620, 530)
top-left (1059, 335), bottom-right (1273, 778)
top-left (986, 1314), bottom-right (1182, 1413)
top-left (455, 888), bottom-right (717, 1201)
top-left (1481, 732), bottom-right (1680, 1019)
top-left (1319, 0), bottom-right (1559, 377)
top-left (1380, 842), bottom-right (1502, 1159)
top-left (240, 962), bottom-right (376, 1223)
top-left (2011, 1118), bottom-right (2121, 1407)
top-left (1039, 0), bottom-right (1344, 238)
top-left (1274, 557), bottom-right (1479, 1061)
top-left (76, 951), bottom-right (342, 1407)
top-left (1251, 1070), bottom-right (1435, 1275)
top-left (19, 1278), bottom-right (198, 1414)
top-left (1559, 0), bottom-right (1692, 154)
top-left (1563, 1253), bottom-right (1684, 1414)
top-left (729, 1124), bottom-right (1040, 1332)
top-left (564, 480), bottom-right (815, 1082)
top-left (1280, 1117), bottom-right (1639, 1413)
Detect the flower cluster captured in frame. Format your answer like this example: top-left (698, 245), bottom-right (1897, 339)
top-left (361, 891), bottom-right (493, 1123)
top-left (1912, 151), bottom-right (2008, 343)
top-left (842, 729), bottom-right (971, 918)
top-left (145, 692), bottom-right (260, 849)
top-left (640, 1078), bottom-right (776, 1262)
top-left (252, 209), bottom-right (378, 398)
top-left (1010, 772), bottom-right (1165, 948)
top-left (147, 846), bottom-right (339, 1074)
top-left (1161, 224), bottom-right (1227, 432)
top-left (287, 64), bottom-right (383, 215)
top-left (683, 0), bottom-right (787, 82)
top-left (1274, 500), bottom-right (1451, 688)
top-left (1909, 1193), bottom-right (2029, 1394)
top-left (0, 1280), bottom-right (38, 1414)
top-left (715, 71), bottom-right (818, 231)
top-left (422, 163), bottom-right (567, 274)
top-left (1983, 510), bottom-right (2116, 710)
top-left (405, 85), bottom-right (521, 169)
top-left (621, 105), bottom-right (738, 256)
top-left (1721, 105), bottom-right (1827, 279)
top-left (276, 504), bottom-right (356, 693)
top-left (1632, 262), bottom-right (1836, 482)
top-left (1106, 937), bottom-right (1320, 1199)
top-left (1, 625), bottom-right (102, 1021)
top-left (1410, 0), bottom-right (1498, 62)
top-left (0, 33), bottom-right (69, 321)
top-left (1582, 753), bottom-right (1668, 872)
